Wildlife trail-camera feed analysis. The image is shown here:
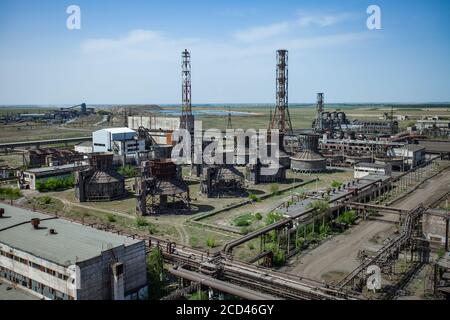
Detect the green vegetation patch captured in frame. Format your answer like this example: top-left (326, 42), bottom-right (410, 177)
top-left (0, 187), bottom-right (22, 200)
top-left (117, 165), bottom-right (137, 178)
top-left (36, 175), bottom-right (74, 192)
top-left (336, 210), bottom-right (357, 225)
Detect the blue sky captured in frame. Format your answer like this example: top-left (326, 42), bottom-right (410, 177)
top-left (0, 0), bottom-right (449, 105)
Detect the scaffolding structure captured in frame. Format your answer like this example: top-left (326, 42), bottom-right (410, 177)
top-left (135, 160), bottom-right (190, 215)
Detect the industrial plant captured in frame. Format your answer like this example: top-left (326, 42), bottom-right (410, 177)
top-left (0, 47), bottom-right (449, 303)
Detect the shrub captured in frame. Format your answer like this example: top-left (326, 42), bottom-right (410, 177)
top-left (248, 193), bottom-right (259, 202)
top-left (36, 175), bottom-right (74, 192)
top-left (147, 248), bottom-right (165, 299)
top-left (38, 196), bottom-right (52, 205)
top-left (337, 210), bottom-right (357, 225)
top-left (233, 213), bottom-right (253, 227)
top-left (272, 249), bottom-right (286, 267)
top-left (135, 216), bottom-right (149, 227)
top-left (117, 165), bottom-right (137, 178)
top-left (307, 200), bottom-right (330, 216)
top-left (240, 226), bottom-right (254, 235)
top-left (437, 247), bottom-right (446, 259)
top-left (319, 223), bottom-right (331, 236)
top-left (331, 180), bottom-right (343, 188)
top-left (295, 237), bottom-right (305, 248)
top-left (270, 183), bottom-right (280, 195)
top-left (265, 212), bottom-right (284, 225)
top-left (148, 223), bottom-right (158, 235)
top-left (189, 290), bottom-right (208, 300)
top-left (254, 212), bottom-right (262, 220)
top-left (106, 214), bottom-right (116, 223)
top-left (206, 236), bottom-right (216, 248)
top-left (0, 187), bottom-right (22, 200)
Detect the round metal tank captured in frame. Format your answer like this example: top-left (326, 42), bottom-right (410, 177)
top-left (330, 112), bottom-right (337, 120)
top-left (290, 134), bottom-right (326, 173)
top-left (290, 152), bottom-right (326, 173)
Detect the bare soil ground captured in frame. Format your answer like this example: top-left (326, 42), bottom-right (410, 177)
top-left (282, 168), bottom-right (450, 283)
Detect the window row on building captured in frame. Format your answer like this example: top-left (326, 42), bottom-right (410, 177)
top-left (0, 249), bottom-right (69, 280)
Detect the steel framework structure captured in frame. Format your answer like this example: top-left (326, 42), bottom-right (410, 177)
top-left (270, 50), bottom-right (293, 134)
top-left (181, 49), bottom-right (194, 133)
top-left (314, 93), bottom-right (324, 132)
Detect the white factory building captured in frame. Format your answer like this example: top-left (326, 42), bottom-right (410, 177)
top-left (354, 162), bottom-right (392, 179)
top-left (92, 127), bottom-right (145, 156)
top-left (393, 144), bottom-right (426, 168)
top-left (0, 204), bottom-right (148, 300)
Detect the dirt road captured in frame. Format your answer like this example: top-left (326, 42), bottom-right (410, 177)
top-left (283, 168), bottom-right (450, 283)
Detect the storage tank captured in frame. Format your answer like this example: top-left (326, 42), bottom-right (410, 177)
top-left (290, 134), bottom-right (326, 173)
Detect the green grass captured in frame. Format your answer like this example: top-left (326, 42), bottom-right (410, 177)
top-left (134, 216), bottom-right (149, 227)
top-left (0, 187), bottom-right (22, 200)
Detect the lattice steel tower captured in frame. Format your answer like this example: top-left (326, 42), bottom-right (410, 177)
top-left (181, 49), bottom-right (194, 133)
top-left (270, 50), bottom-right (292, 134)
top-left (314, 93), bottom-right (324, 132)
top-left (227, 108), bottom-right (233, 130)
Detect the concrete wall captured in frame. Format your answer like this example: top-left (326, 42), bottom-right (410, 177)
top-left (128, 116), bottom-right (180, 131)
top-left (0, 240), bottom-right (147, 300)
top-left (0, 243), bottom-right (76, 298)
top-left (354, 166), bottom-right (391, 179)
top-left (76, 241), bottom-right (147, 300)
top-left (423, 214), bottom-right (448, 245)
top-left (92, 130), bottom-right (110, 153)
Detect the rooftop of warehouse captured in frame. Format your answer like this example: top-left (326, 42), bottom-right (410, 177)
top-left (355, 162), bottom-right (390, 169)
top-left (101, 127), bottom-right (135, 134)
top-left (24, 163), bottom-right (87, 174)
top-left (0, 204), bottom-right (142, 267)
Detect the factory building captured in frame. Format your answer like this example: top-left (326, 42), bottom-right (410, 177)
top-left (23, 148), bottom-right (84, 168)
top-left (393, 144), bottom-right (426, 168)
top-left (415, 119), bottom-right (450, 131)
top-left (74, 141), bottom-right (93, 154)
top-left (128, 116), bottom-right (179, 145)
top-left (354, 162), bottom-right (392, 179)
top-left (92, 128), bottom-right (145, 157)
top-left (128, 115), bottom-right (181, 132)
top-left (0, 204), bottom-right (148, 300)
top-left (18, 163), bottom-right (89, 190)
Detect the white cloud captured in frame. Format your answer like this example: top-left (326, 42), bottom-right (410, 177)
top-left (232, 12), bottom-right (355, 43)
top-left (81, 29), bottom-right (163, 54)
top-left (296, 13), bottom-right (355, 28)
top-left (233, 22), bottom-right (290, 42)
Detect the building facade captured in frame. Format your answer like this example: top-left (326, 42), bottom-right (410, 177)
top-left (18, 163), bottom-right (89, 190)
top-left (92, 128), bottom-right (145, 156)
top-left (0, 204), bottom-right (148, 300)
top-left (354, 162), bottom-right (392, 179)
